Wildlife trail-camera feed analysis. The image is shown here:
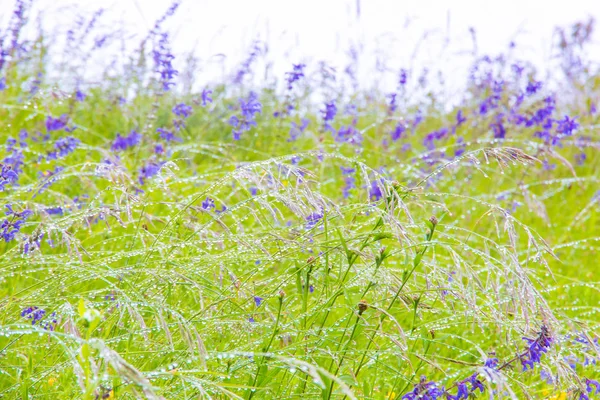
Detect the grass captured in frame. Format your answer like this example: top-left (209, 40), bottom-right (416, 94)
top-left (0, 2), bottom-right (599, 399)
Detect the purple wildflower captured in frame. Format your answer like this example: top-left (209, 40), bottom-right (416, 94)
top-left (526, 80), bottom-right (543, 95)
top-left (45, 115), bottom-right (68, 132)
top-left (229, 91), bottom-right (262, 140)
top-left (556, 115), bottom-right (578, 136)
top-left (47, 137), bottom-right (79, 160)
top-left (456, 110), bottom-right (467, 127)
top-left (285, 63), bottom-right (305, 90)
top-left (2, 206), bottom-right (32, 243)
top-left (288, 118), bottom-right (309, 142)
top-left (111, 131), bottom-right (142, 151)
top-left (305, 211), bottom-right (323, 230)
top-left (201, 89), bottom-right (212, 106)
top-left (21, 306), bottom-right (45, 325)
top-left (387, 93), bottom-right (398, 113)
top-left (341, 166), bottom-right (356, 198)
top-left (202, 197), bottom-right (215, 210)
top-left (0, 163), bottom-right (19, 191)
top-left (321, 101), bottom-right (337, 132)
top-left (152, 32), bottom-right (178, 91)
top-left (172, 103), bottom-right (193, 118)
top-left (402, 376), bottom-right (445, 400)
top-left (399, 68), bottom-right (407, 86)
top-left (75, 90), bottom-right (86, 102)
top-left (234, 41), bottom-right (262, 84)
top-left (253, 296), bottom-right (263, 307)
top-left (391, 123), bottom-right (405, 141)
top-left (424, 128), bottom-right (449, 150)
top-left (157, 128), bottom-right (181, 143)
top-left (369, 179), bottom-right (385, 202)
top-left (138, 162), bottom-right (163, 185)
top-left (521, 325), bottom-right (553, 371)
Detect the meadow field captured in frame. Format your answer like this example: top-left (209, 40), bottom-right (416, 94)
top-left (0, 1), bottom-right (599, 399)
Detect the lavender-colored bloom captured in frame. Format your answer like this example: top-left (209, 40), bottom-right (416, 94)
top-left (47, 137), bottom-right (79, 160)
top-left (402, 376), bottom-right (444, 400)
top-left (111, 131), bottom-right (142, 151)
top-left (75, 90), bottom-right (86, 102)
top-left (45, 207), bottom-right (63, 216)
top-left (456, 110), bottom-right (467, 126)
top-left (321, 101), bottom-right (337, 132)
top-left (391, 123), bottom-right (405, 141)
top-left (201, 89), bottom-right (213, 106)
top-left (253, 296), bottom-right (263, 307)
top-left (399, 68), bottom-right (407, 86)
top-left (490, 114), bottom-right (506, 139)
top-left (23, 232), bottom-right (44, 254)
top-left (341, 166), bottom-right (356, 198)
top-left (234, 41), bottom-right (262, 84)
top-left (288, 118), bottom-right (309, 142)
top-left (229, 92), bottom-right (262, 140)
top-left (585, 379), bottom-right (600, 397)
top-left (21, 306), bottom-right (45, 325)
top-left (526, 80), bottom-right (543, 95)
top-left (0, 77), bottom-right (6, 90)
top-left (285, 63), bottom-right (305, 90)
top-left (387, 93), bottom-right (398, 113)
top-left (157, 128), bottom-right (181, 143)
top-left (138, 162), bottom-right (163, 185)
top-left (335, 125), bottom-right (362, 145)
top-left (454, 137), bottom-right (466, 157)
top-left (521, 325), bottom-right (553, 371)
top-left (152, 32), bottom-right (178, 91)
top-left (45, 114), bottom-right (68, 132)
top-left (2, 205), bottom-right (32, 243)
top-left (0, 163), bottom-right (19, 191)
top-left (556, 115), bottom-right (578, 136)
top-left (172, 103), bottom-right (193, 118)
top-left (369, 179), bottom-right (385, 202)
top-left (305, 211), bottom-right (323, 230)
top-left (202, 197), bottom-right (215, 210)
top-left (423, 128), bottom-right (449, 150)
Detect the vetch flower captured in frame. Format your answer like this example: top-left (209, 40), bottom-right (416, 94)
top-left (201, 197), bottom-right (215, 210)
top-left (402, 376), bottom-right (444, 400)
top-left (521, 325), bottom-right (553, 371)
top-left (2, 205), bottom-right (32, 242)
top-left (47, 136), bottom-right (79, 160)
top-left (229, 91), bottom-right (262, 140)
top-left (285, 63), bottom-right (305, 90)
top-left (321, 101), bottom-right (337, 132)
top-left (201, 89), bottom-right (212, 106)
top-left (288, 118), bottom-right (309, 142)
top-left (138, 162), bottom-right (163, 185)
top-left (172, 103), bottom-right (193, 118)
top-left (45, 115), bottom-right (68, 132)
top-left (157, 128), bottom-right (181, 143)
top-left (0, 163), bottom-right (19, 191)
top-left (111, 131), bottom-right (142, 151)
top-left (253, 296), bottom-right (263, 307)
top-left (305, 211), bottom-right (323, 230)
top-left (390, 123), bottom-right (405, 141)
top-left (152, 32), bottom-right (178, 91)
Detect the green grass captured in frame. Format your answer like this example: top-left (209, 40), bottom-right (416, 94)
top-left (1, 22), bottom-right (600, 400)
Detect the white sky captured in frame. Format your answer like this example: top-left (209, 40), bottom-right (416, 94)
top-left (3, 0), bottom-right (600, 94)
